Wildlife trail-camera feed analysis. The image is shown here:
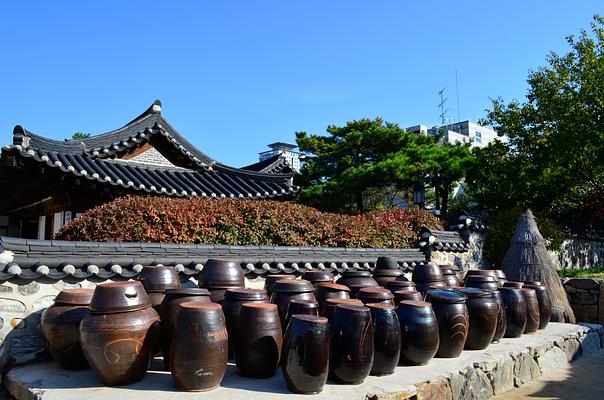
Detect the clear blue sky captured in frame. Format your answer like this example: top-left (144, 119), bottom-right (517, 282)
top-left (1, 1), bottom-right (601, 167)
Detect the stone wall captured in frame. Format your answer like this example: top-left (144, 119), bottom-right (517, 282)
top-left (431, 232), bottom-right (487, 270)
top-left (552, 238), bottom-right (604, 270)
top-left (563, 278), bottom-right (604, 324)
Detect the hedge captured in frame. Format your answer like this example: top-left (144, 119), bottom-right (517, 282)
top-left (57, 196), bottom-right (443, 247)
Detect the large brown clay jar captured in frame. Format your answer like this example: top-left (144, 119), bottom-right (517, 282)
top-left (281, 315), bottom-right (330, 394)
top-left (80, 281), bottom-right (160, 386)
top-left (222, 288), bottom-right (268, 359)
top-left (336, 270), bottom-right (379, 288)
top-left (521, 287), bottom-right (540, 334)
top-left (320, 298), bottom-right (363, 320)
top-left (397, 300), bottom-right (439, 365)
top-left (499, 287), bottom-right (527, 338)
top-left (367, 303), bottom-right (400, 376)
top-left (236, 303), bottom-right (283, 378)
top-left (170, 302), bottom-right (227, 391)
top-left (314, 282), bottom-right (350, 305)
top-left (329, 304), bottom-right (374, 384)
top-left (264, 274), bottom-right (296, 296)
top-left (441, 267), bottom-right (462, 287)
top-left (285, 299), bottom-right (319, 328)
top-left (303, 270), bottom-right (333, 286)
top-left (412, 263), bottom-right (444, 283)
top-left (524, 284), bottom-right (551, 329)
top-left (503, 281), bottom-right (524, 289)
top-left (490, 290), bottom-right (507, 342)
top-left (137, 265), bottom-right (181, 311)
top-left (386, 279), bottom-right (416, 293)
top-left (464, 275), bottom-right (499, 291)
top-left (199, 259), bottom-right (245, 304)
top-left (426, 289), bottom-right (469, 358)
top-left (372, 257), bottom-right (404, 286)
top-left (394, 290), bottom-right (423, 304)
top-left (456, 288), bottom-right (498, 350)
top-left (270, 279), bottom-right (316, 326)
top-left (416, 281), bottom-right (448, 298)
top-left (41, 288), bottom-right (94, 370)
top-left (356, 287), bottom-right (395, 306)
top-left (160, 288), bottom-right (212, 369)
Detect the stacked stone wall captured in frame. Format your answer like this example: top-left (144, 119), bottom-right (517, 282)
top-left (563, 278), bottom-right (604, 325)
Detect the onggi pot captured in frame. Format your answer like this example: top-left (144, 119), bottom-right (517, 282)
top-left (41, 288), bottom-right (94, 370)
top-left (367, 303), bottom-right (400, 376)
top-left (524, 284), bottom-right (551, 330)
top-left (222, 288), bottom-right (268, 359)
top-left (397, 300), bottom-right (439, 365)
top-left (499, 287), bottom-right (527, 338)
top-left (137, 265), bottom-right (181, 311)
top-left (270, 279), bottom-right (316, 326)
top-left (455, 288), bottom-right (498, 350)
top-left (80, 281), bottom-right (160, 386)
top-left (521, 287), bottom-right (540, 334)
top-left (426, 289), bottom-right (469, 358)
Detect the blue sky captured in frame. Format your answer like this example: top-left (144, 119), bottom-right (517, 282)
top-left (0, 1), bottom-right (601, 167)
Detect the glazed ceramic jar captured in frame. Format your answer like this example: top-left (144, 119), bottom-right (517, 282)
top-left (198, 259), bottom-right (245, 304)
top-left (425, 289), bottom-right (469, 358)
top-left (336, 270), bottom-right (379, 288)
top-left (314, 282), bottom-right (351, 305)
top-left (397, 300), bottom-right (439, 365)
top-left (320, 298), bottom-right (364, 320)
top-left (270, 279), bottom-right (316, 326)
top-left (285, 299), bottom-right (320, 327)
top-left (264, 274), bottom-right (296, 296)
top-left (415, 281), bottom-right (448, 298)
top-left (499, 287), bottom-right (527, 338)
top-left (329, 304), bottom-right (374, 384)
top-left (371, 256), bottom-right (404, 286)
top-left (503, 281), bottom-right (524, 289)
top-left (137, 265), bottom-right (181, 311)
top-left (523, 284), bottom-right (551, 330)
top-left (464, 275), bottom-right (499, 291)
top-left (356, 287), bottom-right (395, 306)
top-left (222, 288), bottom-right (268, 359)
top-left (393, 290), bottom-right (423, 304)
top-left (160, 288), bottom-right (212, 369)
top-left (281, 315), bottom-right (330, 394)
top-left (489, 290), bottom-right (507, 342)
top-left (412, 264), bottom-right (447, 298)
top-left (367, 303), bottom-right (400, 376)
top-left (385, 279), bottom-right (416, 293)
top-left (303, 270), bottom-right (333, 286)
top-left (455, 288), bottom-right (498, 350)
top-left (521, 287), bottom-right (540, 334)
top-left (170, 302), bottom-right (228, 391)
top-left (236, 303), bottom-right (283, 378)
top-left (441, 267), bottom-right (462, 287)
top-left (80, 281), bottom-right (160, 386)
top-left (41, 288), bottom-right (94, 370)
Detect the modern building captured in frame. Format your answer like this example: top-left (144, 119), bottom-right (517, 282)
top-left (407, 120), bottom-right (500, 148)
top-left (245, 142), bottom-right (301, 174)
top-left (0, 100), bottom-right (297, 239)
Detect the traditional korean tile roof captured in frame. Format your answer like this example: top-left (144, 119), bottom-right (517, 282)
top-left (2, 100), bottom-right (297, 199)
top-left (242, 154), bottom-right (294, 174)
top-left (418, 228), bottom-right (470, 252)
top-left (0, 236), bottom-right (429, 282)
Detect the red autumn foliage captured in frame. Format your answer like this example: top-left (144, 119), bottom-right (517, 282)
top-left (57, 196), bottom-right (443, 247)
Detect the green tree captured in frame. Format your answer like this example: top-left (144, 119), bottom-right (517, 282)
top-left (295, 118), bottom-right (474, 218)
top-left (468, 16), bottom-right (604, 230)
top-left (72, 132), bottom-right (91, 141)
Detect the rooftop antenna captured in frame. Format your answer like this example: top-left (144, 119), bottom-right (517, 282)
top-left (455, 69), bottom-right (461, 122)
top-left (438, 87), bottom-right (449, 126)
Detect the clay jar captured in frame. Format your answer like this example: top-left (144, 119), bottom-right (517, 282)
top-left (137, 265), bottom-right (181, 311)
top-left (285, 299), bottom-right (319, 328)
top-left (222, 288), bottom-right (268, 359)
top-left (426, 289), bottom-right (469, 358)
top-left (80, 281), bottom-right (160, 386)
top-left (41, 288), bottom-right (94, 370)
top-left (367, 303), bottom-right (401, 376)
top-left (303, 270), bottom-right (333, 286)
top-left (394, 290), bottom-right (423, 304)
top-left (499, 287), bottom-right (527, 338)
top-left (320, 298), bottom-right (363, 320)
top-left (503, 281), bottom-right (524, 289)
top-left (281, 315), bottom-right (330, 394)
top-left (160, 288), bottom-right (212, 369)
top-left (170, 302), bottom-right (228, 391)
top-left (416, 281), bottom-right (448, 298)
top-left (386, 279), bottom-right (416, 293)
top-left (490, 290), bottom-right (507, 342)
top-left (464, 275), bottom-right (499, 292)
top-left (441, 267), bottom-right (462, 287)
top-left (372, 256), bottom-right (404, 286)
top-left (329, 304), bottom-right (374, 384)
top-left (412, 263), bottom-right (444, 283)
top-left (270, 279), bottom-right (316, 326)
top-left (456, 288), bottom-right (498, 350)
top-left (236, 303), bottom-right (283, 378)
top-left (198, 259), bottom-right (245, 304)
top-left (336, 270), bottom-right (379, 288)
top-left (356, 287), bottom-right (395, 306)
top-left (397, 300), bottom-right (439, 365)
top-left (521, 287), bottom-right (540, 334)
top-left (314, 282), bottom-right (350, 305)
top-left (524, 284), bottom-right (551, 330)
top-left (264, 274), bottom-right (296, 296)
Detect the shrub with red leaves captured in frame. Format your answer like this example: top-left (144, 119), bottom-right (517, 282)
top-left (57, 196), bottom-right (443, 247)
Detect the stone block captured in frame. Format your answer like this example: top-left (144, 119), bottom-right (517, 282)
top-left (579, 332), bottom-right (602, 355)
top-left (0, 298), bottom-right (26, 313)
top-left (32, 296), bottom-right (56, 312)
top-left (17, 283), bottom-right (40, 296)
top-left (458, 367), bottom-right (493, 400)
top-left (52, 281), bottom-right (82, 291)
top-left (567, 278), bottom-right (600, 290)
top-left (0, 285), bottom-right (13, 293)
top-left (0, 334), bottom-right (48, 373)
top-left (513, 352), bottom-right (540, 386)
top-left (558, 337), bottom-right (582, 361)
top-left (572, 291), bottom-right (598, 305)
top-left (448, 372), bottom-right (464, 400)
top-left (416, 378), bottom-right (452, 400)
top-left (599, 283), bottom-right (604, 324)
top-left (537, 346), bottom-right (568, 374)
top-left (571, 304), bottom-right (599, 323)
top-left (490, 356), bottom-right (515, 395)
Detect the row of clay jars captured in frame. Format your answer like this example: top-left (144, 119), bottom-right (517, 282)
top-left (80, 281), bottom-right (160, 386)
top-left (504, 281), bottom-right (552, 330)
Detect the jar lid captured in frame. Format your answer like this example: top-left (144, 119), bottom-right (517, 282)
top-left (89, 281), bottom-right (151, 313)
top-left (374, 256), bottom-right (399, 270)
top-left (225, 288), bottom-right (268, 301)
top-left (357, 287), bottom-right (394, 300)
top-left (456, 287), bottom-right (492, 298)
top-left (372, 269), bottom-right (404, 277)
top-left (271, 279), bottom-right (314, 293)
top-left (164, 288), bottom-right (211, 296)
top-left (54, 288), bottom-right (94, 305)
top-left (340, 270), bottom-right (372, 277)
top-left (315, 282), bottom-right (351, 292)
top-left (291, 314), bottom-right (328, 324)
top-left (426, 289), bottom-right (467, 303)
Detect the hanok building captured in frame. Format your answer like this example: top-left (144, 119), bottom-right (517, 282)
top-left (0, 100), bottom-right (298, 239)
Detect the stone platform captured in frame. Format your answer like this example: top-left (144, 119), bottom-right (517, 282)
top-left (5, 323), bottom-right (603, 400)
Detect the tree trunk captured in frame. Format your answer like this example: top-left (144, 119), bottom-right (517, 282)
top-left (356, 192), bottom-right (365, 214)
top-left (441, 184), bottom-right (450, 221)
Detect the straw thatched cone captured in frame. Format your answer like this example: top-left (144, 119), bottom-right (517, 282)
top-left (501, 210), bottom-right (575, 323)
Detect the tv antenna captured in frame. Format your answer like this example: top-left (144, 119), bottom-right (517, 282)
top-left (438, 87), bottom-right (449, 125)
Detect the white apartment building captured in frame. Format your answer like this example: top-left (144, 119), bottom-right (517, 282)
top-left (407, 121), bottom-right (500, 148)
top-left (258, 142), bottom-right (301, 173)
